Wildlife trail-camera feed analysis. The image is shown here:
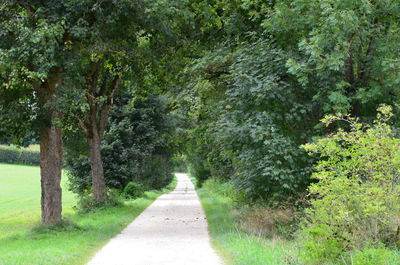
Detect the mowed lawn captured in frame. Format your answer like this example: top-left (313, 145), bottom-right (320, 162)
top-left (0, 163), bottom-right (175, 265)
top-left (0, 163), bottom-right (76, 238)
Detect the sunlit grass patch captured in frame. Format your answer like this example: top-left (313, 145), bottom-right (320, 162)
top-left (0, 163), bottom-right (177, 265)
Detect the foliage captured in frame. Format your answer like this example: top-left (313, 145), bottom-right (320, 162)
top-left (352, 248), bottom-right (400, 265)
top-left (177, 44), bottom-right (235, 186)
top-left (66, 94), bottom-right (174, 193)
top-left (180, 39), bottom-right (316, 202)
top-left (171, 154), bottom-right (188, 173)
top-left (123, 182), bottom-right (144, 199)
top-left (173, 0), bottom-right (400, 208)
top-left (65, 155), bottom-right (91, 195)
top-left (0, 145), bottom-right (40, 165)
top-left (140, 155), bottom-right (174, 190)
top-left (265, 0), bottom-right (400, 115)
top-left (76, 189), bottom-right (123, 213)
top-left (299, 105), bottom-right (400, 264)
top-left (214, 40), bottom-right (316, 202)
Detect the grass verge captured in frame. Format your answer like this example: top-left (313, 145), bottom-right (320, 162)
top-left (194, 177), bottom-right (298, 265)
top-left (0, 163), bottom-right (177, 265)
top-left (194, 177), bottom-right (400, 265)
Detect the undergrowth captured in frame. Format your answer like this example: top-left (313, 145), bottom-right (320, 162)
top-left (196, 177), bottom-right (400, 265)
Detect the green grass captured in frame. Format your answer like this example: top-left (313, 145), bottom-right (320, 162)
top-left (195, 177), bottom-right (400, 265)
top-left (0, 163), bottom-right (177, 265)
top-left (194, 178), bottom-right (298, 265)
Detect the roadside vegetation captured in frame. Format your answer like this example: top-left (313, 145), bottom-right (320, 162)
top-left (176, 1), bottom-right (400, 264)
top-left (198, 172), bottom-right (400, 265)
top-left (194, 106), bottom-right (400, 265)
top-left (0, 163), bottom-right (176, 265)
top-left (196, 178), bottom-right (298, 265)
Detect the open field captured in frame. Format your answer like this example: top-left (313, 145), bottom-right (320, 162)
top-left (0, 163), bottom-right (75, 238)
top-left (0, 163), bottom-right (176, 265)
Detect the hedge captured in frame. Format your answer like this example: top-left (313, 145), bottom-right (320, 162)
top-left (0, 145), bottom-right (40, 166)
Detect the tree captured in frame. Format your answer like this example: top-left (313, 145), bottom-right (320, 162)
top-left (66, 93), bottom-right (175, 194)
top-left (0, 1), bottom-right (70, 224)
top-left (179, 39), bottom-right (316, 201)
top-left (265, 0), bottom-right (400, 116)
top-left (77, 61), bottom-right (121, 202)
top-left (0, 0), bottom-right (148, 220)
top-left (65, 0), bottom-right (177, 202)
top-left (175, 0), bottom-right (400, 204)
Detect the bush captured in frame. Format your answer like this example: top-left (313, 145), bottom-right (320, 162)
top-left (76, 189), bottom-right (123, 213)
top-left (237, 202), bottom-right (306, 241)
top-left (65, 155), bottom-right (91, 194)
top-left (123, 182), bottom-right (144, 199)
top-left (299, 224), bottom-right (346, 264)
top-left (182, 41), bottom-right (316, 202)
top-left (0, 145), bottom-right (40, 165)
top-left (188, 159), bottom-right (211, 187)
top-left (352, 248), bottom-right (400, 265)
top-left (299, 105), bottom-right (400, 264)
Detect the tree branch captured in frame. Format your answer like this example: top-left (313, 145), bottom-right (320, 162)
top-left (98, 75), bottom-right (121, 137)
top-left (78, 118), bottom-right (89, 137)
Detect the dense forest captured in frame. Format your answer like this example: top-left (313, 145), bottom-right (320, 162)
top-left (1, 1), bottom-right (399, 264)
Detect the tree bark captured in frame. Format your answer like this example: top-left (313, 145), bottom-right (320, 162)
top-left (88, 125), bottom-right (107, 202)
top-left (38, 71), bottom-right (63, 225)
top-left (79, 65), bottom-right (121, 203)
top-left (40, 112), bottom-right (63, 225)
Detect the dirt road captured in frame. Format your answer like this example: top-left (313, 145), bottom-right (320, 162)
top-left (87, 173), bottom-right (223, 265)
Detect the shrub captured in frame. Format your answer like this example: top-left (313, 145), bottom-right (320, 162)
top-left (123, 182), bottom-right (144, 199)
top-left (299, 224), bottom-right (346, 264)
top-left (188, 158), bottom-right (211, 187)
top-left (0, 145), bottom-right (40, 165)
top-left (353, 248), bottom-right (398, 265)
top-left (76, 189), bottom-right (123, 213)
top-left (65, 155), bottom-right (91, 194)
top-left (299, 105), bottom-right (400, 264)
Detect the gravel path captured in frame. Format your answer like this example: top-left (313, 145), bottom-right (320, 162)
top-left (87, 173), bottom-right (223, 265)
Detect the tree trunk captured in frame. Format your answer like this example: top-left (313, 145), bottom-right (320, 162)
top-left (88, 126), bottom-right (107, 202)
top-left (38, 71), bottom-right (63, 225)
top-left (40, 113), bottom-right (63, 225)
top-left (79, 66), bottom-right (121, 204)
